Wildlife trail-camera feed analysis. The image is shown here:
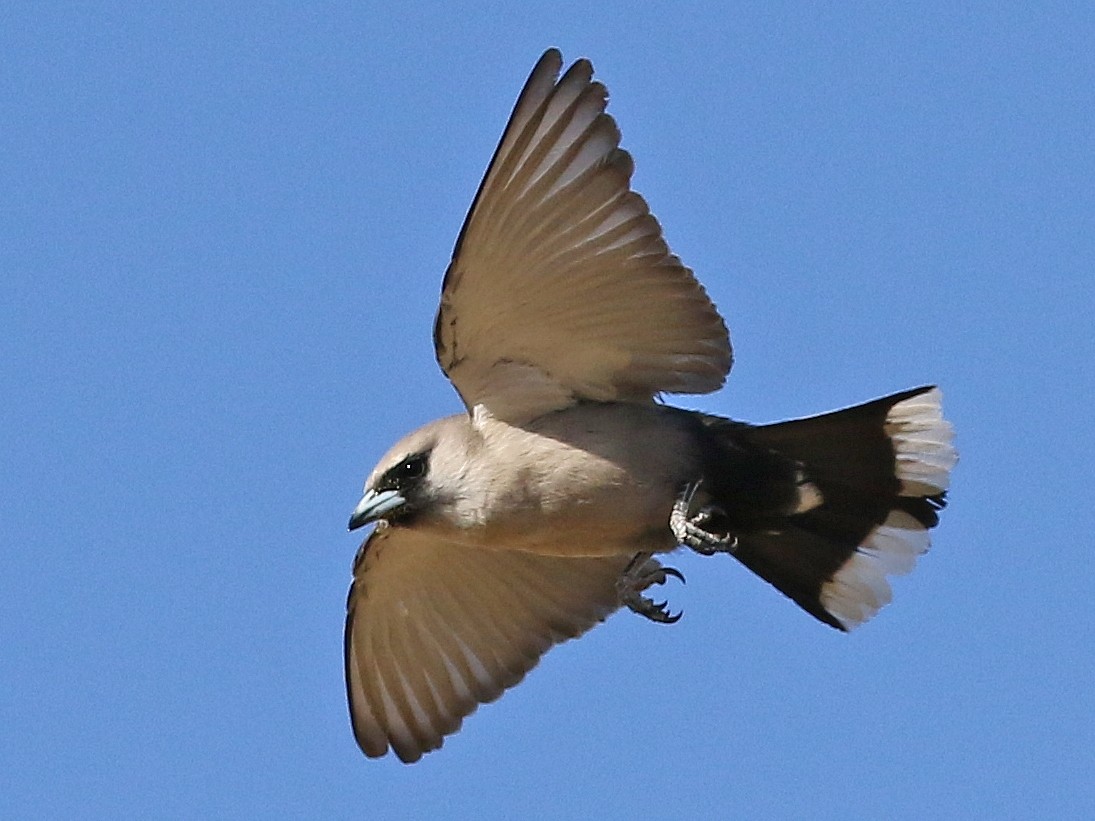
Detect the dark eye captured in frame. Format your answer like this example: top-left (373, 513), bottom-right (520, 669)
top-left (395, 454), bottom-right (427, 481)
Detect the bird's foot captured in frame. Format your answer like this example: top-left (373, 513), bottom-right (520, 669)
top-left (671, 481), bottom-right (738, 556)
top-left (617, 553), bottom-right (684, 624)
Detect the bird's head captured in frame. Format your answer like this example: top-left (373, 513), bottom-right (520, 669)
top-left (348, 414), bottom-right (473, 531)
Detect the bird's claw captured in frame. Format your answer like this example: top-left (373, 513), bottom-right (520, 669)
top-left (671, 481), bottom-right (738, 555)
top-left (617, 553), bottom-right (684, 624)
top-left (659, 565), bottom-right (686, 584)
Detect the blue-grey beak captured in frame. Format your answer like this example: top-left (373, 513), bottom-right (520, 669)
top-left (348, 488), bottom-right (406, 531)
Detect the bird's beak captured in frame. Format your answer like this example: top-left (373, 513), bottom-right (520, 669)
top-left (348, 488), bottom-right (406, 531)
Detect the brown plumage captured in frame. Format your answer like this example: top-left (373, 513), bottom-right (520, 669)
top-left (345, 49), bottom-right (956, 764)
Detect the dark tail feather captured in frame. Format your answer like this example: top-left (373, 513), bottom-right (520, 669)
top-left (699, 386), bottom-right (956, 630)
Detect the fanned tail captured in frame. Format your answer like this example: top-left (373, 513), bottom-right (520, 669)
top-left (698, 386), bottom-right (957, 630)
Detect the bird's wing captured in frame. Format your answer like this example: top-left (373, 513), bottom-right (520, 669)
top-left (344, 523), bottom-right (635, 763)
top-left (434, 49), bottom-right (732, 423)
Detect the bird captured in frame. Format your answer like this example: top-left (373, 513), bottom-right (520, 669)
top-left (344, 48), bottom-right (957, 764)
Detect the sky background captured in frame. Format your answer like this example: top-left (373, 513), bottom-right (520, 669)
top-left (3, 2), bottom-right (1094, 819)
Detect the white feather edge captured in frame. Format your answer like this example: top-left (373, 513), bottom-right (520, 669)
top-left (820, 388), bottom-right (957, 630)
top-left (886, 387), bottom-right (957, 496)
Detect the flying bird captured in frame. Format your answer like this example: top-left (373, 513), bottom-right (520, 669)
top-left (344, 48), bottom-right (956, 764)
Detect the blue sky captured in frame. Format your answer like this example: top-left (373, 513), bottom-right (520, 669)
top-left (3, 2), bottom-right (1093, 818)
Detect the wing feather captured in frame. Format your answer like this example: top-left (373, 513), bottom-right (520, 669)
top-left (434, 49), bottom-right (731, 422)
top-left (344, 523), bottom-right (634, 763)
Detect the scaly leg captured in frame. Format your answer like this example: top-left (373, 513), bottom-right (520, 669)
top-left (670, 480), bottom-right (738, 556)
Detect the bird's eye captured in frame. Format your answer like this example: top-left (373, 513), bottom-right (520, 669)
top-left (396, 455), bottom-right (427, 481)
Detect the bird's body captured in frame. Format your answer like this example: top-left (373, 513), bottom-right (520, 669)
top-left (372, 403), bottom-right (701, 557)
top-left (343, 49), bottom-right (957, 764)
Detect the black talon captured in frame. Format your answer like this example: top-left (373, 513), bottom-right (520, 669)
top-left (662, 566), bottom-right (686, 584)
top-left (617, 552), bottom-right (685, 625)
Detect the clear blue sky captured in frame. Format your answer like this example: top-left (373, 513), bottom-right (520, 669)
top-left (3, 3), bottom-right (1093, 818)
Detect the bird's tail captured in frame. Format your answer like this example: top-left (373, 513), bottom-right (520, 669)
top-left (696, 386), bottom-right (956, 630)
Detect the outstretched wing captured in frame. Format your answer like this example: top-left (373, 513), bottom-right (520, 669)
top-left (434, 49), bottom-right (731, 422)
top-left (344, 523), bottom-right (637, 763)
